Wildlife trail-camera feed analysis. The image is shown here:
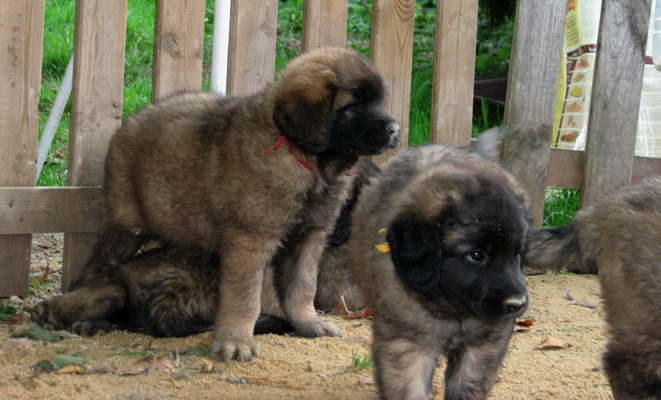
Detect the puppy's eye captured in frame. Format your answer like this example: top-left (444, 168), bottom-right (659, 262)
top-left (466, 250), bottom-right (485, 264)
top-left (346, 102), bottom-right (362, 111)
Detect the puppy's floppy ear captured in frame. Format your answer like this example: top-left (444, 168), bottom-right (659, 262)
top-left (387, 215), bottom-right (442, 293)
top-left (273, 84), bottom-right (337, 154)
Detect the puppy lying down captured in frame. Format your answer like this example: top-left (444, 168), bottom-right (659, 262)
top-left (349, 131), bottom-right (531, 400)
top-left (30, 158), bottom-right (379, 338)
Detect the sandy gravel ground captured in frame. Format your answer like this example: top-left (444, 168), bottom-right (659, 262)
top-left (0, 234), bottom-right (613, 399)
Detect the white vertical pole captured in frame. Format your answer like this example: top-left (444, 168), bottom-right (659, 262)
top-left (36, 54), bottom-right (74, 182)
top-left (211, 0), bottom-right (231, 95)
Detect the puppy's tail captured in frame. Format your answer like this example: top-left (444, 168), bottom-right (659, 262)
top-left (474, 126), bottom-right (502, 161)
top-left (524, 224), bottom-right (595, 274)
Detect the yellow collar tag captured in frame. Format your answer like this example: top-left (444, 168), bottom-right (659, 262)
top-left (375, 242), bottom-right (390, 253)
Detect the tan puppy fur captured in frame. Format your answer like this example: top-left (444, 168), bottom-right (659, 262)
top-left (350, 135), bottom-right (530, 400)
top-left (525, 176), bottom-right (661, 399)
top-left (32, 47), bottom-right (398, 362)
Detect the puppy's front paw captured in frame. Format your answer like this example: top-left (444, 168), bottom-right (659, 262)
top-left (294, 317), bottom-right (341, 338)
top-left (209, 332), bottom-right (261, 362)
top-left (28, 300), bottom-right (61, 330)
top-left (71, 320), bottom-right (115, 336)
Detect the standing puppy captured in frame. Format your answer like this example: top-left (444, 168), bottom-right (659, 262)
top-left (525, 176), bottom-right (661, 400)
top-left (46, 47), bottom-right (399, 362)
top-left (31, 158), bottom-right (378, 337)
top-left (349, 135), bottom-right (530, 400)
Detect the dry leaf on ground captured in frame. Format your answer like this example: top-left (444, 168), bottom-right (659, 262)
top-left (152, 358), bottom-right (180, 373)
top-left (344, 334), bottom-right (373, 345)
top-left (537, 336), bottom-right (570, 350)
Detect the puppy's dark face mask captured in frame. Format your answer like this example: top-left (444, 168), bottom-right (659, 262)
top-left (272, 51), bottom-right (400, 158)
top-left (324, 80), bottom-right (400, 157)
top-left (387, 182), bottom-right (529, 323)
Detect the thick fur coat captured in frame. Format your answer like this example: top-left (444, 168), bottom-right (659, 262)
top-left (31, 47), bottom-right (398, 361)
top-left (525, 176), bottom-right (661, 399)
top-left (349, 133), bottom-right (531, 400)
top-left (31, 159), bottom-right (378, 338)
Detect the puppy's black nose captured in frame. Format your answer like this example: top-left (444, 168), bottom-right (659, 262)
top-left (387, 122), bottom-right (401, 147)
top-left (503, 295), bottom-right (528, 315)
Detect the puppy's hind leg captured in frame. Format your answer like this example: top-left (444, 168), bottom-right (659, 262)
top-left (30, 278), bottom-right (126, 335)
top-left (80, 225), bottom-right (149, 277)
top-left (274, 230), bottom-right (340, 338)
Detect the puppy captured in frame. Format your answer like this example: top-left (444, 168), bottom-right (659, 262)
top-left (349, 132), bottom-right (530, 400)
top-left (32, 47), bottom-right (399, 361)
top-left (525, 176), bottom-right (661, 400)
top-left (31, 158), bottom-right (378, 337)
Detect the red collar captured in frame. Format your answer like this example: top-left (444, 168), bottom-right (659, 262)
top-left (263, 135), bottom-right (314, 172)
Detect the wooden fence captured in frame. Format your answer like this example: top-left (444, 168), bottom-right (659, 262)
top-left (1, 0), bottom-right (659, 297)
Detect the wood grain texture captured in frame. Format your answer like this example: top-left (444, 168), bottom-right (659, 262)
top-left (580, 0), bottom-right (651, 208)
top-left (301, 0), bottom-right (348, 52)
top-left (501, 0), bottom-right (566, 227)
top-left (467, 144), bottom-right (660, 190)
top-left (0, 187), bottom-right (102, 235)
top-left (0, 1), bottom-right (45, 296)
top-left (227, 0), bottom-right (278, 95)
top-left (546, 148), bottom-right (660, 189)
top-left (369, 0), bottom-right (415, 164)
top-left (430, 0), bottom-right (478, 147)
top-left (152, 0), bottom-right (206, 101)
top-left (64, 0), bottom-right (127, 291)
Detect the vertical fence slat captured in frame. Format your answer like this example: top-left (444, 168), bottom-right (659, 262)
top-left (430, 0), bottom-right (478, 147)
top-left (62, 0), bottom-right (128, 291)
top-left (152, 0), bottom-right (206, 102)
top-left (370, 0), bottom-right (415, 163)
top-left (501, 0), bottom-right (566, 227)
top-left (301, 0), bottom-right (348, 52)
top-left (580, 0), bottom-right (651, 208)
top-left (226, 0), bottom-right (278, 96)
top-left (0, 2), bottom-right (44, 296)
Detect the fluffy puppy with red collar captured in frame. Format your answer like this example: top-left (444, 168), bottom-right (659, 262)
top-left (31, 47), bottom-right (399, 362)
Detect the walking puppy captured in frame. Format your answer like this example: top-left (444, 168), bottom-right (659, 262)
top-left (32, 47), bottom-right (399, 361)
top-left (349, 133), bottom-right (531, 400)
top-left (525, 176), bottom-right (661, 400)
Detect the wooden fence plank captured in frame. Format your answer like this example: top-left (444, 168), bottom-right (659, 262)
top-left (468, 144), bottom-right (660, 190)
top-left (547, 150), bottom-right (660, 189)
top-left (501, 0), bottom-right (566, 227)
top-left (430, 0), bottom-right (479, 147)
top-left (301, 0), bottom-right (348, 52)
top-left (580, 0), bottom-right (651, 208)
top-left (0, 187), bottom-right (102, 235)
top-left (227, 0), bottom-right (278, 95)
top-left (63, 0), bottom-right (127, 291)
top-left (370, 0), bottom-right (415, 164)
top-left (0, 1), bottom-right (45, 296)
top-left (152, 0), bottom-right (206, 101)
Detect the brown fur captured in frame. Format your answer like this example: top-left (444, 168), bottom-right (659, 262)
top-left (525, 176), bottom-right (661, 399)
top-left (30, 158), bottom-right (378, 338)
top-left (34, 47), bottom-right (399, 361)
top-left (29, 240), bottom-right (365, 338)
top-left (349, 134), bottom-right (531, 400)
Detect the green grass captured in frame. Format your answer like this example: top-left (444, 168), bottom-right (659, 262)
top-left (543, 188), bottom-right (580, 227)
top-left (39, 2), bottom-right (583, 226)
top-left (38, 1), bottom-right (512, 185)
top-left (351, 349), bottom-right (372, 370)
